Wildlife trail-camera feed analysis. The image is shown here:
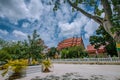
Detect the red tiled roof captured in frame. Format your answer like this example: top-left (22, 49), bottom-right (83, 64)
top-left (57, 37), bottom-right (84, 50)
top-left (87, 45), bottom-right (106, 54)
top-left (87, 45), bottom-right (96, 50)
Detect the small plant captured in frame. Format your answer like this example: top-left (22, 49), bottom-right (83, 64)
top-left (1, 59), bottom-right (28, 79)
top-left (32, 59), bottom-right (39, 65)
top-left (0, 64), bottom-right (8, 70)
top-left (41, 59), bottom-right (53, 72)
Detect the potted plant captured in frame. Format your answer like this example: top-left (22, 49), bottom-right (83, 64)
top-left (1, 59), bottom-right (28, 80)
top-left (41, 59), bottom-right (53, 72)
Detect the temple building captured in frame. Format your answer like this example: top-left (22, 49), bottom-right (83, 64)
top-left (57, 37), bottom-right (106, 57)
top-left (86, 45), bottom-right (106, 57)
top-left (57, 37), bottom-right (85, 50)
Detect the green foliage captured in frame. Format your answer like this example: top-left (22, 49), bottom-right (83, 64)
top-left (0, 50), bottom-right (11, 61)
top-left (111, 14), bottom-right (120, 33)
top-left (0, 38), bottom-right (5, 48)
top-left (105, 42), bottom-right (117, 57)
top-left (0, 38), bottom-right (9, 49)
top-left (61, 49), bottom-right (69, 58)
top-left (1, 59), bottom-right (28, 76)
top-left (53, 0), bottom-right (60, 11)
top-left (94, 6), bottom-right (104, 16)
top-left (0, 41), bottom-right (28, 60)
top-left (61, 46), bottom-right (88, 58)
top-left (31, 59), bottom-right (39, 65)
top-left (27, 30), bottom-right (45, 61)
top-left (48, 47), bottom-right (59, 58)
top-left (110, 0), bottom-right (120, 33)
top-left (90, 26), bottom-right (117, 57)
top-left (0, 30), bottom-right (46, 61)
top-left (41, 59), bottom-right (53, 72)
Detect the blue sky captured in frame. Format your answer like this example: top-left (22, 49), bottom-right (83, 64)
top-left (0, 0), bottom-right (100, 48)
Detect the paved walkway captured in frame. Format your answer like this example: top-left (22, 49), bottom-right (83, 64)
top-left (0, 64), bottom-right (120, 80)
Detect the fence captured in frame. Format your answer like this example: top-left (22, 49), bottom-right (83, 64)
top-left (52, 58), bottom-right (120, 64)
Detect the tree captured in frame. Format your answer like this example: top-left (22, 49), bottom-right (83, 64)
top-left (0, 38), bottom-right (9, 49)
top-left (61, 48), bottom-right (69, 58)
top-left (90, 26), bottom-right (117, 57)
top-left (9, 41), bottom-right (25, 59)
top-left (0, 38), bottom-right (5, 49)
top-left (0, 30), bottom-right (45, 62)
top-left (53, 0), bottom-right (120, 57)
top-left (61, 46), bottom-right (88, 58)
top-left (48, 47), bottom-right (58, 59)
top-left (0, 41), bottom-right (27, 60)
top-left (27, 30), bottom-right (45, 64)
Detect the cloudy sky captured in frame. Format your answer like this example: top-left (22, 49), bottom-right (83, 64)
top-left (0, 0), bottom-right (100, 48)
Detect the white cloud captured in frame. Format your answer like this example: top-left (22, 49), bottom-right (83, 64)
top-left (58, 15), bottom-right (89, 38)
top-left (59, 22), bottom-right (79, 37)
top-left (12, 30), bottom-right (27, 38)
top-left (84, 19), bottom-right (99, 39)
top-left (0, 0), bottom-right (100, 47)
top-left (0, 0), bottom-right (29, 24)
top-left (0, 29), bottom-right (8, 35)
top-left (0, 0), bottom-right (44, 24)
top-left (28, 0), bottom-right (43, 20)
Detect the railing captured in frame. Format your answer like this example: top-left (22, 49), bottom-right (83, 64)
top-left (51, 58), bottom-right (120, 64)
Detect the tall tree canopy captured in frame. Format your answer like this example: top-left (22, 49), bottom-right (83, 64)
top-left (0, 30), bottom-right (45, 63)
top-left (0, 41), bottom-right (28, 60)
top-left (53, 0), bottom-right (120, 57)
top-left (27, 30), bottom-right (45, 64)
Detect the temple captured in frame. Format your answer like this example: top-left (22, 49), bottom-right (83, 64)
top-left (87, 45), bottom-right (106, 57)
top-left (57, 37), bottom-right (106, 57)
top-left (57, 37), bottom-right (85, 50)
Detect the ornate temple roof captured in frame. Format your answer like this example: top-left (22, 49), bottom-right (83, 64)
top-left (57, 37), bottom-right (85, 50)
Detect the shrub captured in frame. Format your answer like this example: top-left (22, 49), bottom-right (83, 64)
top-left (1, 59), bottom-right (28, 77)
top-left (41, 59), bottom-right (53, 72)
top-left (32, 59), bottom-right (39, 65)
top-left (0, 50), bottom-right (11, 62)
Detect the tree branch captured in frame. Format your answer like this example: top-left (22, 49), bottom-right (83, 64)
top-left (67, 0), bottom-right (103, 25)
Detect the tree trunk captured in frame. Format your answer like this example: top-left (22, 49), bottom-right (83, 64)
top-left (117, 50), bottom-right (120, 58)
top-left (103, 21), bottom-right (120, 58)
top-left (28, 57), bottom-right (32, 65)
top-left (104, 22), bottom-right (120, 58)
